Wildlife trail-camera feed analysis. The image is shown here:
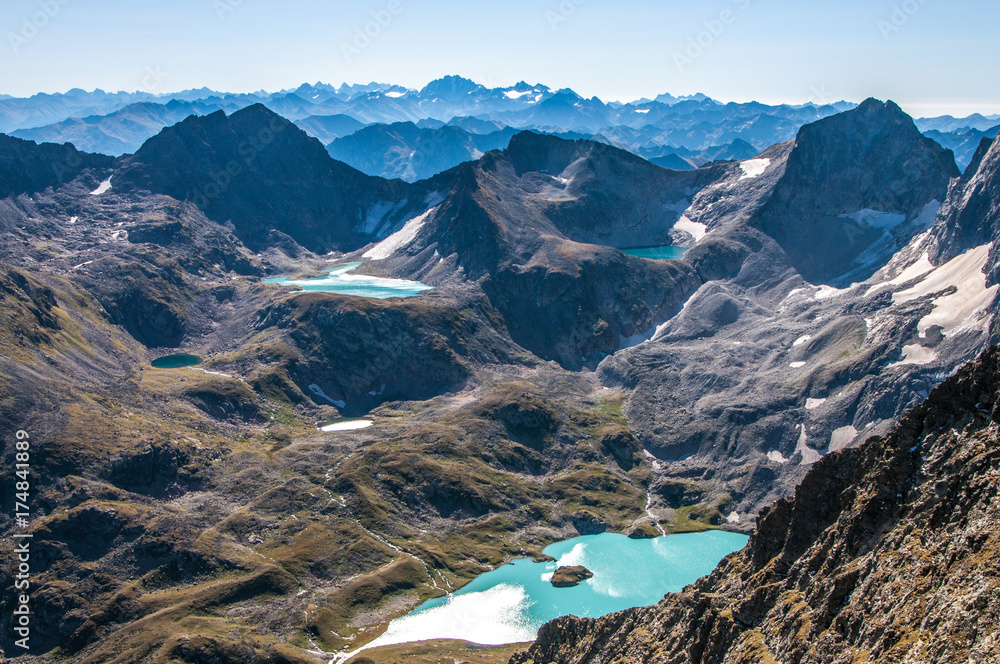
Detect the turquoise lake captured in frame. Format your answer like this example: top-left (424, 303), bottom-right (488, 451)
top-left (264, 262), bottom-right (433, 299)
top-left (622, 246), bottom-right (688, 260)
top-left (350, 530), bottom-right (748, 653)
top-left (150, 354), bottom-right (203, 369)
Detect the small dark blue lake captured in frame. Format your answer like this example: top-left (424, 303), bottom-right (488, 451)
top-left (150, 354), bottom-right (203, 369)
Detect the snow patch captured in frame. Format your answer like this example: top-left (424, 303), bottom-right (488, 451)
top-left (805, 398), bottom-right (827, 410)
top-left (839, 209), bottom-right (906, 229)
top-left (793, 335), bottom-right (812, 347)
top-left (309, 384), bottom-right (345, 409)
top-left (726, 512), bottom-right (741, 524)
top-left (795, 424), bottom-right (822, 465)
top-left (889, 344), bottom-right (939, 368)
top-left (789, 362), bottom-right (807, 369)
top-left (68, 216), bottom-right (78, 225)
top-left (384, 90), bottom-right (406, 98)
top-left (767, 450), bottom-right (789, 464)
top-left (642, 450), bottom-right (663, 470)
top-left (866, 251), bottom-right (935, 297)
top-left (828, 426), bottom-right (859, 453)
top-left (504, 90), bottom-right (534, 100)
top-left (674, 215), bottom-right (708, 242)
top-left (739, 158), bottom-right (770, 179)
top-left (635, 108), bottom-right (650, 114)
top-left (189, 368), bottom-right (235, 379)
top-left (339, 583), bottom-right (536, 658)
top-left (814, 285), bottom-right (848, 300)
top-left (319, 420), bottom-right (374, 432)
top-left (913, 200), bottom-right (942, 229)
top-left (363, 206), bottom-right (438, 260)
top-left (893, 244), bottom-right (998, 340)
top-left (90, 177), bottom-right (112, 195)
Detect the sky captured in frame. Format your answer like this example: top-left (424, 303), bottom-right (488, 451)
top-left (1, 0), bottom-right (998, 117)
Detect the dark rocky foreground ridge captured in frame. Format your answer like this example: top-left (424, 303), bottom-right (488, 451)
top-left (512, 345), bottom-right (1000, 664)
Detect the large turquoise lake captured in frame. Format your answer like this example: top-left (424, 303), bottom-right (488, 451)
top-left (265, 262), bottom-right (432, 299)
top-left (348, 530), bottom-right (748, 655)
top-left (622, 246), bottom-right (689, 260)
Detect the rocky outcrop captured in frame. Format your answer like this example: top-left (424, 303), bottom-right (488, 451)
top-left (930, 135), bottom-right (1000, 283)
top-left (257, 290), bottom-right (522, 414)
top-left (0, 133), bottom-right (113, 197)
top-left (570, 511), bottom-right (608, 535)
top-left (513, 346), bottom-right (1000, 664)
top-left (551, 566), bottom-right (594, 588)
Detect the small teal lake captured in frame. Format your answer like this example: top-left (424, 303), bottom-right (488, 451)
top-left (352, 530), bottom-right (748, 653)
top-left (622, 246), bottom-right (688, 260)
top-left (150, 354), bottom-right (203, 369)
top-left (264, 262), bottom-right (433, 299)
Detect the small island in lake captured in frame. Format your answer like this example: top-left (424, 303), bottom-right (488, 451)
top-left (551, 565), bottom-right (594, 588)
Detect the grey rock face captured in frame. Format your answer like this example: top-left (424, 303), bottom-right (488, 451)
top-left (930, 136), bottom-right (1000, 283)
top-left (754, 99), bottom-right (959, 284)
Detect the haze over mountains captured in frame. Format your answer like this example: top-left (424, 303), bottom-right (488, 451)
top-left (5, 77), bottom-right (998, 181)
top-left (1, 84), bottom-right (999, 663)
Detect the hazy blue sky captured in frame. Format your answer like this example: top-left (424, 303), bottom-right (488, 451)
top-left (2, 0), bottom-right (997, 116)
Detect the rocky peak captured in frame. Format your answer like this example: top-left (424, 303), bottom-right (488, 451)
top-left (500, 131), bottom-right (596, 177)
top-left (756, 98), bottom-right (960, 283)
top-left (114, 104), bottom-right (423, 253)
top-left (419, 75), bottom-right (484, 99)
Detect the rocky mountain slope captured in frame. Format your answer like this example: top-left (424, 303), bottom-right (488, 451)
top-left (0, 134), bottom-right (114, 197)
top-left (597, 98), bottom-right (994, 525)
top-left (114, 104), bottom-right (438, 253)
top-left (0, 97), bottom-right (998, 663)
top-left (512, 343), bottom-right (1000, 664)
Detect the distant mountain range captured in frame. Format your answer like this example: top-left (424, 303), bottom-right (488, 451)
top-left (5, 77), bottom-right (996, 177)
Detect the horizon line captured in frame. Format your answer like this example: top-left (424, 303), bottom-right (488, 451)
top-left (2, 80), bottom-right (999, 120)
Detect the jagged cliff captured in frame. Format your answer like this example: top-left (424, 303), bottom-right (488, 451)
top-left (513, 346), bottom-right (1000, 664)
